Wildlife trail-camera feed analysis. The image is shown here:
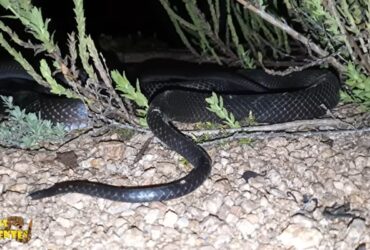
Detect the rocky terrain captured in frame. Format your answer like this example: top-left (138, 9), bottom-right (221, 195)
top-left (0, 104), bottom-right (369, 249)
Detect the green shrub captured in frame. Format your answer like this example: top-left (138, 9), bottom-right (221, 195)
top-left (0, 96), bottom-right (66, 148)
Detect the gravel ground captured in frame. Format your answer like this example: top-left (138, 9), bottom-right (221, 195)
top-left (1, 107), bottom-right (370, 249)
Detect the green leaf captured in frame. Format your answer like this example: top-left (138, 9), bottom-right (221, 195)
top-left (112, 70), bottom-right (148, 127)
top-left (39, 60), bottom-right (78, 99)
top-left (205, 92), bottom-right (240, 128)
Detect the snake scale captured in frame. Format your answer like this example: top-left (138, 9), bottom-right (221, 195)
top-left (0, 59), bottom-right (340, 203)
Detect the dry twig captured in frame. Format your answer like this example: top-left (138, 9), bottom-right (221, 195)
top-left (234, 0), bottom-right (346, 73)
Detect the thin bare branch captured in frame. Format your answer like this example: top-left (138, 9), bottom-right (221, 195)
top-left (234, 0), bottom-right (346, 73)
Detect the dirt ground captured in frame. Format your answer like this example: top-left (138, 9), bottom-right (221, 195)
top-left (0, 104), bottom-right (369, 249)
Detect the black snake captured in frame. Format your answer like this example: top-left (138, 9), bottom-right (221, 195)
top-left (0, 59), bottom-right (340, 203)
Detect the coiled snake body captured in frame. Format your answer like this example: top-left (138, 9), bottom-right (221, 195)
top-left (0, 60), bottom-right (340, 202)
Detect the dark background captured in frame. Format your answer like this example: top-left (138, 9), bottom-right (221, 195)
top-left (1, 1), bottom-right (287, 52)
top-left (33, 0), bottom-right (182, 47)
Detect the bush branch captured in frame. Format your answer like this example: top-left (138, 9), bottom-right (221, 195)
top-left (234, 0), bottom-right (346, 73)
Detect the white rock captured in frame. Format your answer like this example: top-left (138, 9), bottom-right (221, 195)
top-left (203, 192), bottom-right (224, 214)
top-left (214, 232), bottom-right (232, 248)
top-left (268, 137), bottom-right (288, 148)
top-left (121, 228), bottom-right (145, 248)
top-left (60, 194), bottom-right (84, 209)
top-left (213, 162), bottom-right (223, 171)
top-left (290, 150), bottom-right (309, 159)
top-left (334, 241), bottom-right (348, 250)
top-left (223, 196), bottom-right (235, 207)
top-left (276, 147), bottom-right (289, 155)
top-left (91, 243), bottom-right (105, 250)
top-left (144, 209), bottom-right (160, 224)
top-left (31, 238), bottom-right (43, 247)
top-left (13, 161), bottom-right (30, 173)
top-left (342, 180), bottom-right (359, 195)
top-left (236, 218), bottom-right (258, 238)
top-left (225, 213), bottom-right (239, 224)
top-left (188, 207), bottom-right (208, 220)
top-left (56, 217), bottom-right (74, 228)
top-left (291, 214), bottom-right (315, 228)
top-left (177, 217), bottom-right (189, 228)
top-left (150, 226), bottom-right (162, 240)
top-left (98, 142), bottom-right (125, 161)
top-left (345, 218), bottom-right (366, 245)
top-left (333, 181), bottom-right (344, 190)
top-left (142, 167), bottom-right (156, 178)
top-left (163, 242), bottom-right (182, 250)
top-left (162, 210), bottom-right (178, 228)
top-left (225, 165), bottom-right (234, 175)
top-left (278, 224), bottom-right (323, 249)
top-left (268, 169), bottom-right (282, 185)
top-left (248, 177), bottom-right (265, 189)
top-left (362, 167), bottom-right (370, 178)
top-left (143, 154), bottom-right (154, 161)
top-left (53, 228), bottom-right (67, 237)
top-left (241, 200), bottom-right (258, 213)
top-left (64, 236), bottom-right (73, 246)
top-left (200, 216), bottom-right (221, 233)
top-left (146, 240), bottom-right (157, 249)
top-left (220, 151), bottom-right (230, 157)
top-left (220, 158), bottom-right (229, 166)
top-left (355, 156), bottom-right (368, 168)
top-left (114, 217), bottom-right (128, 229)
top-left (81, 157), bottom-right (99, 169)
top-left (106, 202), bottom-right (132, 215)
top-left (9, 183), bottom-right (27, 192)
top-left (199, 246), bottom-right (216, 250)
top-left (229, 206), bottom-right (243, 217)
top-left (259, 197), bottom-right (269, 207)
top-left (0, 175), bottom-right (10, 186)
top-left (185, 234), bottom-right (203, 246)
top-left (320, 148), bottom-right (334, 159)
top-left (248, 158), bottom-right (265, 169)
top-left (214, 178), bottom-right (233, 194)
top-left (158, 162), bottom-right (177, 176)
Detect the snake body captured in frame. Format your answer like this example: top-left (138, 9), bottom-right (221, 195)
top-left (0, 60), bottom-right (340, 202)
